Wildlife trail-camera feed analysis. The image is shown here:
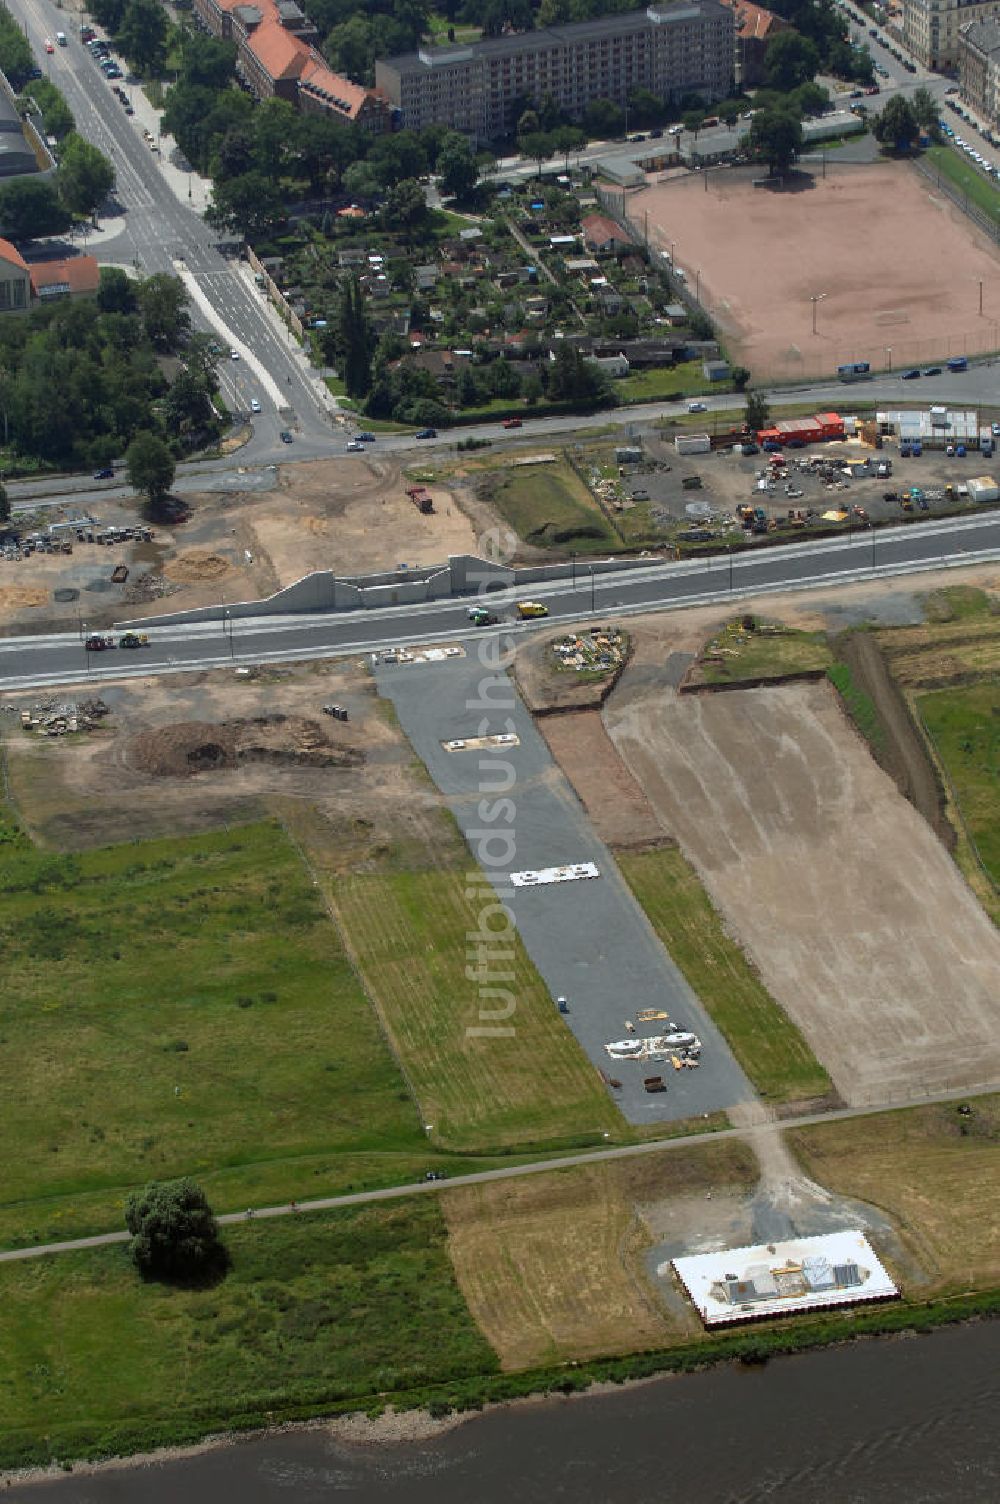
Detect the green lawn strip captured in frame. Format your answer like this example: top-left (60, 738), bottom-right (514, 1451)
top-left (694, 619), bottom-right (833, 685)
top-left (827, 660), bottom-right (887, 756)
top-left (916, 682), bottom-right (1000, 888)
top-left (0, 1200), bottom-right (498, 1470)
top-left (617, 847), bottom-right (832, 1104)
top-left (0, 816), bottom-right (430, 1215)
top-left (924, 145), bottom-right (1000, 226)
top-left (618, 360), bottom-right (719, 403)
top-left (486, 458), bottom-right (620, 552)
top-left (330, 865), bottom-right (625, 1152)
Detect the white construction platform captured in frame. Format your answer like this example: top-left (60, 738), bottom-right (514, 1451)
top-left (673, 1230), bottom-right (898, 1326)
top-left (510, 862), bottom-right (600, 888)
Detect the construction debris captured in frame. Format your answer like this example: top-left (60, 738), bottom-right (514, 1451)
top-left (550, 626), bottom-right (627, 676)
top-left (8, 697), bottom-right (110, 736)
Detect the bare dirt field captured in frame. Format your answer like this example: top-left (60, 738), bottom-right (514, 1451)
top-left (635, 161), bottom-right (1000, 379)
top-left (0, 658), bottom-right (437, 852)
top-left (0, 457), bottom-right (479, 634)
top-left (606, 677), bottom-right (1000, 1105)
top-left (539, 710), bottom-right (665, 848)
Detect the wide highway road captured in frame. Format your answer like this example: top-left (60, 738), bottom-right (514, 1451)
top-left (2, 512), bottom-right (997, 692)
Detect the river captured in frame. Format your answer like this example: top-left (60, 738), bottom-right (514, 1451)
top-left (8, 1322), bottom-right (1000, 1502)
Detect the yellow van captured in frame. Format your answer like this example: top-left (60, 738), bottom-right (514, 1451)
top-left (517, 601), bottom-right (549, 619)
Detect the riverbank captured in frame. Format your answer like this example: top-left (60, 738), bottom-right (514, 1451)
top-left (8, 1317), bottom-right (1000, 1502)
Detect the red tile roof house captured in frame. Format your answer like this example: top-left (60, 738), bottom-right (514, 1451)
top-left (720, 0), bottom-right (792, 85)
top-left (193, 0), bottom-right (391, 127)
top-left (581, 214), bottom-right (635, 256)
top-left (28, 254), bottom-right (101, 304)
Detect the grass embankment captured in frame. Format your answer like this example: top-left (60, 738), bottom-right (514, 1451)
top-left (877, 586), bottom-right (999, 914)
top-left (442, 1139), bottom-right (758, 1368)
top-left (689, 617), bottom-right (833, 687)
top-left (917, 682), bottom-right (1000, 887)
top-left (827, 659), bottom-right (887, 755)
top-left (487, 457), bottom-right (620, 553)
top-left (0, 1201), bottom-right (498, 1473)
top-left (924, 145), bottom-right (1000, 227)
top-left (618, 847), bottom-right (833, 1105)
top-left (0, 814), bottom-right (441, 1248)
top-left (790, 1094), bottom-right (1000, 1295)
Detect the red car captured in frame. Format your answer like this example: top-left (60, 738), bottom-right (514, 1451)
top-left (502, 417), bottom-right (523, 429)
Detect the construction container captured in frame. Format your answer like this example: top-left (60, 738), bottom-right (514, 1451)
top-left (675, 433), bottom-right (711, 455)
top-left (968, 476), bottom-right (999, 503)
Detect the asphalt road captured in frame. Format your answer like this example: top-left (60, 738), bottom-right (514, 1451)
top-left (0, 510), bottom-right (996, 691)
top-left (9, 0), bottom-right (334, 455)
top-left (377, 654), bottom-right (753, 1124)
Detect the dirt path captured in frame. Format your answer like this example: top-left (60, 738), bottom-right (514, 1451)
top-left (836, 630), bottom-right (952, 847)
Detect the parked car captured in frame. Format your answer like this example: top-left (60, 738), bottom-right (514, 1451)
top-left (345, 440), bottom-right (364, 451)
top-left (229, 348), bottom-right (240, 360)
top-left (250, 397), bottom-right (261, 413)
top-left (502, 417), bottom-right (522, 428)
top-left (44, 37), bottom-right (54, 52)
top-left (688, 401), bottom-right (707, 413)
top-left (416, 427), bottom-right (437, 438)
top-left (280, 429), bottom-right (294, 443)
top-left (92, 466), bottom-right (115, 479)
top-left (901, 368), bottom-right (921, 379)
top-left (356, 431), bottom-right (375, 442)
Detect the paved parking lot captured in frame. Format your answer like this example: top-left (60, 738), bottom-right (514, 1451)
top-left (377, 647), bottom-right (754, 1127)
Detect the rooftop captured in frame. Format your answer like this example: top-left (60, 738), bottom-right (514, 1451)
top-left (385, 2), bottom-right (728, 70)
top-left (28, 254), bottom-right (100, 297)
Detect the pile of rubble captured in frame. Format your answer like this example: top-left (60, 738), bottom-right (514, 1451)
top-left (550, 625), bottom-right (627, 675)
top-left (7, 698), bottom-right (110, 736)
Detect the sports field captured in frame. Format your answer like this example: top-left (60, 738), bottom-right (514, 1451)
top-left (634, 161), bottom-right (1000, 379)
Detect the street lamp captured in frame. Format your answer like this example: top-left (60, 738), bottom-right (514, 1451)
top-left (810, 292), bottom-right (828, 336)
top-left (695, 268), bottom-right (701, 303)
top-left (589, 566), bottom-right (596, 614)
top-left (885, 347), bottom-right (892, 373)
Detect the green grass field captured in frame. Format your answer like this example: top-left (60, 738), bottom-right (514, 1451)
top-left (691, 619), bottom-right (832, 686)
top-left (330, 864), bottom-right (625, 1151)
top-left (925, 145), bottom-right (1000, 227)
top-left (0, 1200), bottom-right (497, 1471)
top-left (618, 359), bottom-right (717, 403)
top-left (489, 459), bottom-right (620, 552)
top-left (827, 659), bottom-right (887, 756)
top-left (0, 814), bottom-right (439, 1246)
top-left (618, 847), bottom-right (833, 1104)
top-left (917, 682), bottom-right (1000, 887)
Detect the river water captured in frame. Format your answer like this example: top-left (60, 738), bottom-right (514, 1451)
top-left (10, 1322), bottom-right (1000, 1503)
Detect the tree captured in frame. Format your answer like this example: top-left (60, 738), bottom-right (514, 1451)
top-left (0, 178), bottom-right (71, 239)
top-left (337, 276), bottom-right (374, 399)
top-left (627, 87), bottom-right (667, 129)
top-left (516, 108), bottom-right (540, 140)
top-left (744, 389), bottom-right (770, 433)
top-left (137, 273), bottom-right (190, 350)
top-left (341, 160), bottom-right (381, 199)
top-left (379, 178), bottom-right (427, 236)
top-left (764, 32), bottom-right (819, 92)
top-left (745, 107), bottom-right (803, 176)
top-left (125, 1178), bottom-right (226, 1282)
top-left (790, 80), bottom-right (829, 118)
top-left (56, 135), bottom-right (115, 217)
top-left (584, 97), bottom-right (625, 139)
top-left (911, 85), bottom-right (938, 132)
top-left (205, 171), bottom-right (285, 239)
top-left (0, 481), bottom-right (8, 525)
top-left (437, 131), bottom-right (478, 201)
top-left (117, 0), bottom-right (168, 77)
top-left (126, 430), bottom-right (175, 505)
top-left (163, 366), bottom-right (211, 436)
top-left (873, 95), bottom-right (918, 151)
top-left (98, 266), bottom-right (138, 315)
top-left (682, 109), bottom-right (705, 138)
top-left (731, 365), bottom-right (751, 391)
top-left (24, 78), bottom-right (76, 140)
top-left (551, 123), bottom-right (586, 169)
top-left (520, 131), bottom-right (554, 177)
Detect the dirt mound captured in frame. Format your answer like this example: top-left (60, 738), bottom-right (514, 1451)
top-left (0, 586), bottom-right (47, 610)
top-left (128, 716), bottom-right (363, 778)
top-left (164, 552), bottom-right (232, 584)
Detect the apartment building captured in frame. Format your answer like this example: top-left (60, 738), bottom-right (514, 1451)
top-left (902, 0), bottom-right (1000, 70)
top-left (375, 3), bottom-right (734, 140)
top-left (720, 0), bottom-right (791, 85)
top-left (959, 17), bottom-right (1000, 123)
top-left (193, 0), bottom-right (390, 128)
